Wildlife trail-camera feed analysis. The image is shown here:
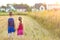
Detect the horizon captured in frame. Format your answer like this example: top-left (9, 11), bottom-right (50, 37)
top-left (0, 0), bottom-right (60, 6)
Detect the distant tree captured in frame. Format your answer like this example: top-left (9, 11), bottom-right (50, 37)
top-left (24, 4), bottom-right (31, 12)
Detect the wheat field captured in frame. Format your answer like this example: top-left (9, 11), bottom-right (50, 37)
top-left (0, 15), bottom-right (60, 40)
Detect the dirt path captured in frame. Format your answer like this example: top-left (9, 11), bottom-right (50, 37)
top-left (0, 15), bottom-right (59, 40)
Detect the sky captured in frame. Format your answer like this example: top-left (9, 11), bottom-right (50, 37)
top-left (0, 0), bottom-right (60, 6)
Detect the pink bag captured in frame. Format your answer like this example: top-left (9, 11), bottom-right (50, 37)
top-left (17, 30), bottom-right (23, 35)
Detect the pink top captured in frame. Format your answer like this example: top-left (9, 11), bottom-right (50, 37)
top-left (18, 23), bottom-right (23, 30)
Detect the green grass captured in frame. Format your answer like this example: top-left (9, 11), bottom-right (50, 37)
top-left (0, 12), bottom-right (8, 16)
top-left (13, 12), bottom-right (28, 15)
top-left (0, 12), bottom-right (29, 16)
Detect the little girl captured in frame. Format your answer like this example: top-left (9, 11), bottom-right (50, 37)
top-left (17, 17), bottom-right (24, 39)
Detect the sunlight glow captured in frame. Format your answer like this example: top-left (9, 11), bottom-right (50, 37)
top-left (0, 0), bottom-right (60, 6)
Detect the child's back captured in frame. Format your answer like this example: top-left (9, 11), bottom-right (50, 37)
top-left (8, 17), bottom-right (14, 27)
top-left (18, 23), bottom-right (23, 30)
top-left (17, 17), bottom-right (23, 35)
top-left (8, 12), bottom-right (15, 40)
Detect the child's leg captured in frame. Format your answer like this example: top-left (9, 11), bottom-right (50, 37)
top-left (21, 35), bottom-right (24, 40)
top-left (11, 32), bottom-right (14, 40)
top-left (8, 33), bottom-right (11, 40)
top-left (20, 30), bottom-right (24, 40)
top-left (18, 35), bottom-right (24, 40)
top-left (17, 30), bottom-right (24, 40)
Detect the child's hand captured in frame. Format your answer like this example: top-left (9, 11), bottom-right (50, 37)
top-left (14, 28), bottom-right (17, 31)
